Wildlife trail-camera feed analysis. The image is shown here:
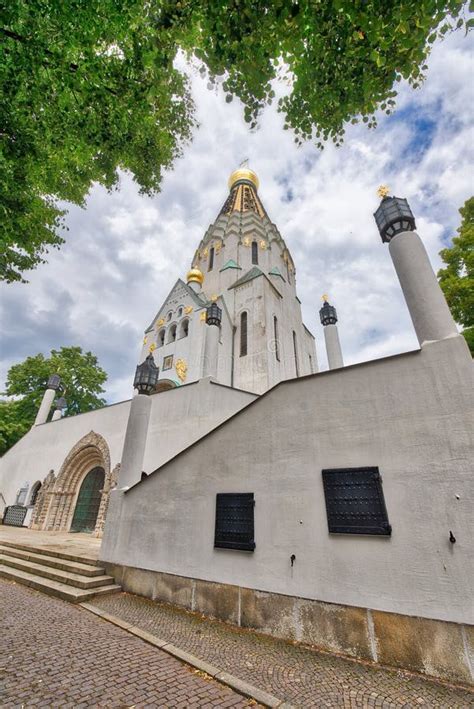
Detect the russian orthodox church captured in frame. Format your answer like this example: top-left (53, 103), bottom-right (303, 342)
top-left (1, 168), bottom-right (472, 685)
top-left (140, 167), bottom-right (316, 396)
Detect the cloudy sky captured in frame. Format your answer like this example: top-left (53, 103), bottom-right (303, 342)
top-left (1, 28), bottom-right (473, 403)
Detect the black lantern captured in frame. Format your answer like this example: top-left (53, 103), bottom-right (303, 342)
top-left (133, 354), bottom-right (159, 395)
top-left (54, 396), bottom-right (67, 411)
top-left (374, 196), bottom-right (416, 243)
top-left (206, 302), bottom-right (222, 327)
top-left (47, 374), bottom-right (62, 390)
top-left (319, 301), bottom-right (338, 326)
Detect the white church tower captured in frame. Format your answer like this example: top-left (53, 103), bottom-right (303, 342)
top-left (138, 167), bottom-right (317, 395)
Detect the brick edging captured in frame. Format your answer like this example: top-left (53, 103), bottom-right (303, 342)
top-left (80, 601), bottom-right (291, 708)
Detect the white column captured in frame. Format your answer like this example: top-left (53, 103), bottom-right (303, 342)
top-left (389, 231), bottom-right (458, 346)
top-left (33, 388), bottom-right (56, 426)
top-left (324, 324), bottom-right (344, 369)
top-left (203, 323), bottom-right (220, 379)
top-left (117, 393), bottom-right (152, 489)
top-left (51, 408), bottom-right (62, 421)
top-left (188, 280), bottom-right (202, 293)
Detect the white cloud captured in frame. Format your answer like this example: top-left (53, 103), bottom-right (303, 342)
top-left (1, 29), bottom-right (472, 397)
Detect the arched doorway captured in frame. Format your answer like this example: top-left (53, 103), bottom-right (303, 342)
top-left (70, 467), bottom-right (105, 533)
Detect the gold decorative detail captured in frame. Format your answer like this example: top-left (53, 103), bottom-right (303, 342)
top-left (228, 168), bottom-right (259, 191)
top-left (260, 240), bottom-right (267, 250)
top-left (143, 336), bottom-right (148, 345)
top-left (322, 294), bottom-right (329, 302)
top-left (203, 248), bottom-right (209, 258)
top-left (149, 343), bottom-right (156, 352)
top-left (242, 237), bottom-right (251, 247)
top-left (175, 359), bottom-right (188, 382)
top-left (210, 294), bottom-right (218, 302)
top-left (156, 318), bottom-right (165, 327)
top-left (187, 268), bottom-right (204, 285)
top-left (200, 311), bottom-right (207, 322)
top-left (377, 185), bottom-right (390, 198)
top-left (184, 306), bottom-right (193, 315)
top-left (215, 242), bottom-right (222, 253)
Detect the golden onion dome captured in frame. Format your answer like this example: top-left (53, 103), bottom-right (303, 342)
top-left (228, 167), bottom-right (259, 191)
top-left (186, 267), bottom-right (204, 285)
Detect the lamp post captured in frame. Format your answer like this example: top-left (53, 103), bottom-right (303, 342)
top-left (34, 374), bottom-right (62, 426)
top-left (203, 303), bottom-right (222, 379)
top-left (51, 396), bottom-right (67, 422)
top-left (117, 354), bottom-right (159, 489)
top-left (374, 190), bottom-right (458, 346)
top-left (319, 298), bottom-right (344, 369)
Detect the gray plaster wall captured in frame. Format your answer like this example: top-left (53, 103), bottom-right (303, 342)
top-left (101, 335), bottom-right (474, 625)
top-left (0, 380), bottom-right (256, 510)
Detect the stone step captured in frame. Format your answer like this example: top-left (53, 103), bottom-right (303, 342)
top-left (0, 564), bottom-right (121, 603)
top-left (0, 540), bottom-right (99, 567)
top-left (0, 554), bottom-right (115, 590)
top-left (0, 545), bottom-right (104, 577)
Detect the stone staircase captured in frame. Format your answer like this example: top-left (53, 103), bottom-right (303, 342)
top-left (0, 540), bottom-right (120, 603)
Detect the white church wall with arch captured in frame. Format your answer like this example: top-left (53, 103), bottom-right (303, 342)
top-left (0, 380), bottom-right (256, 536)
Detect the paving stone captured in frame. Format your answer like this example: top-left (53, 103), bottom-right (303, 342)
top-left (0, 579), bottom-right (254, 708)
top-left (92, 589), bottom-right (474, 708)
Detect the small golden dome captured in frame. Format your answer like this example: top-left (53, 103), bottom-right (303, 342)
top-left (228, 168), bottom-right (259, 191)
top-left (187, 268), bottom-right (204, 285)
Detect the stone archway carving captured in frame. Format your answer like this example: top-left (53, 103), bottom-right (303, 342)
top-left (42, 431), bottom-right (111, 536)
top-left (30, 470), bottom-right (56, 530)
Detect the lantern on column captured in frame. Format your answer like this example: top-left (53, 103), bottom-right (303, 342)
top-left (47, 374), bottom-right (62, 390)
top-left (319, 301), bottom-right (338, 326)
top-left (206, 303), bottom-right (222, 327)
top-left (374, 193), bottom-right (416, 243)
top-left (133, 354), bottom-right (159, 395)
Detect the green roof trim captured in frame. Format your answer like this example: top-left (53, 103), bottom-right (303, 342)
top-left (228, 267), bottom-right (264, 289)
top-left (268, 266), bottom-right (285, 280)
top-left (220, 259), bottom-right (242, 272)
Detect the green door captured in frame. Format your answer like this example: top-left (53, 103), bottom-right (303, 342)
top-left (70, 467), bottom-right (105, 533)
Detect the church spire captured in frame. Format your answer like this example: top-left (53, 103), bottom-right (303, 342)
top-left (219, 167), bottom-right (267, 219)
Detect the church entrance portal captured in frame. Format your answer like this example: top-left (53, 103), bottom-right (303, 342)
top-left (70, 467), bottom-right (105, 533)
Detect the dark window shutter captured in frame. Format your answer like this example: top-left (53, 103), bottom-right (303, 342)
top-left (322, 467), bottom-right (391, 535)
top-left (214, 493), bottom-right (255, 551)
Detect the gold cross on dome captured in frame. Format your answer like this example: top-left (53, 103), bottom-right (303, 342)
top-left (322, 294), bottom-right (329, 302)
top-left (377, 185), bottom-right (390, 198)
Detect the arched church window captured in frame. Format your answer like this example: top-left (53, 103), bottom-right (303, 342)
top-left (273, 316), bottom-right (280, 361)
top-left (179, 319), bottom-right (189, 338)
top-left (168, 323), bottom-right (177, 343)
top-left (167, 311), bottom-right (172, 321)
top-left (178, 306), bottom-right (183, 317)
top-left (252, 241), bottom-right (258, 265)
top-left (208, 247), bottom-right (215, 271)
top-left (292, 331), bottom-right (299, 376)
top-left (30, 481), bottom-right (42, 506)
top-left (158, 329), bottom-right (166, 347)
top-left (240, 312), bottom-right (248, 357)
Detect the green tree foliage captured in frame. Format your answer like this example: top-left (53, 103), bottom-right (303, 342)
top-left (2, 1), bottom-right (471, 282)
top-left (0, 346), bottom-right (107, 455)
top-left (438, 196), bottom-right (474, 354)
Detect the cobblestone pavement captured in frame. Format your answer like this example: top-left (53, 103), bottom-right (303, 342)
top-left (93, 592), bottom-right (474, 708)
top-left (0, 580), bottom-right (255, 708)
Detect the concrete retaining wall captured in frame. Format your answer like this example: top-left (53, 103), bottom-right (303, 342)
top-left (104, 562), bottom-right (474, 685)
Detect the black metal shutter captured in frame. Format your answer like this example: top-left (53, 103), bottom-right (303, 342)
top-left (322, 467), bottom-right (391, 535)
top-left (214, 493), bottom-right (255, 551)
